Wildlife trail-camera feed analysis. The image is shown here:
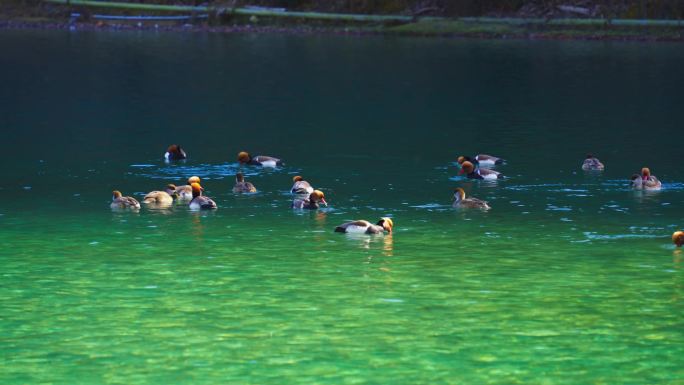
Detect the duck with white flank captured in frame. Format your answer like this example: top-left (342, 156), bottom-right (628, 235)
top-left (189, 183), bottom-right (217, 210)
top-left (632, 167), bottom-right (662, 190)
top-left (292, 190), bottom-right (327, 210)
top-left (233, 172), bottom-right (257, 193)
top-left (171, 176), bottom-right (201, 202)
top-left (459, 161), bottom-right (503, 180)
top-left (164, 144), bottom-right (187, 161)
top-left (291, 175), bottom-right (314, 195)
top-left (237, 151), bottom-right (283, 168)
top-left (673, 231), bottom-right (684, 247)
top-left (335, 217), bottom-right (393, 234)
top-left (142, 186), bottom-right (175, 205)
top-left (457, 154), bottom-right (505, 167)
top-left (111, 190), bottom-right (141, 210)
top-left (452, 188), bottom-right (490, 210)
top-left (582, 154), bottom-right (605, 171)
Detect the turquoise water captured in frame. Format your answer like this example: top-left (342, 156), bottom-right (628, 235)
top-left (1, 30), bottom-right (683, 384)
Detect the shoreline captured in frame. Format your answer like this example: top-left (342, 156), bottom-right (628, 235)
top-left (1, 17), bottom-right (683, 43)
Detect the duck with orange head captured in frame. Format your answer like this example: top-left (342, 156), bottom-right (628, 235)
top-left (458, 161), bottom-right (503, 180)
top-left (292, 190), bottom-right (327, 210)
top-left (335, 217), bottom-right (393, 234)
top-left (189, 183), bottom-right (217, 210)
top-left (631, 167), bottom-right (661, 190)
top-left (237, 151), bottom-right (283, 168)
top-left (673, 231), bottom-right (684, 247)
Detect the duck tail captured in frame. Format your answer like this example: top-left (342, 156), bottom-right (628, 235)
top-left (334, 226), bottom-right (346, 233)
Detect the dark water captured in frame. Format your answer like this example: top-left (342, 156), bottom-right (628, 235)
top-left (1, 29), bottom-right (683, 384)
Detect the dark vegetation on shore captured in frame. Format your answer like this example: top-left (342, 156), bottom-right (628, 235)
top-left (2, 0), bottom-right (684, 41)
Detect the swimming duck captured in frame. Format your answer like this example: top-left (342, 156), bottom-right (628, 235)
top-left (335, 217), bottom-right (393, 234)
top-left (233, 172), bottom-right (257, 193)
top-left (452, 188), bottom-right (490, 210)
top-left (640, 167), bottom-right (662, 190)
top-left (110, 190), bottom-right (140, 210)
top-left (189, 183), bottom-right (217, 210)
top-left (237, 151), bottom-right (283, 167)
top-left (164, 144), bottom-right (187, 161)
top-left (292, 190), bottom-right (327, 210)
top-left (457, 154), bottom-right (505, 167)
top-left (458, 161), bottom-right (503, 180)
top-left (174, 176), bottom-right (201, 201)
top-left (582, 154), bottom-right (605, 171)
top-left (291, 175), bottom-right (314, 195)
top-left (142, 188), bottom-right (175, 205)
top-left (673, 231), bottom-right (684, 247)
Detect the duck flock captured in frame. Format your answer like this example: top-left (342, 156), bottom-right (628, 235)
top-left (112, 145), bottom-right (682, 243)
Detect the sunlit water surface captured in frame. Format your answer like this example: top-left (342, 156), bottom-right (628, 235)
top-left (1, 30), bottom-right (683, 384)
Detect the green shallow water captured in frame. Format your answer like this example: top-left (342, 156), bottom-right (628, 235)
top-left (1, 30), bottom-right (683, 384)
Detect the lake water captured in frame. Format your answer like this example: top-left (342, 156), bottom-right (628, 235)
top-left (1, 29), bottom-right (683, 384)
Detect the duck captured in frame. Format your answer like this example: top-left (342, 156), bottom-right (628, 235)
top-left (673, 231), bottom-right (684, 247)
top-left (458, 161), bottom-right (503, 180)
top-left (582, 154), bottom-right (605, 171)
top-left (452, 188), bottom-right (490, 210)
top-left (335, 217), bottom-right (393, 234)
top-left (640, 167), bottom-right (662, 190)
top-left (457, 154), bottom-right (505, 167)
top-left (237, 151), bottom-right (283, 168)
top-left (173, 176), bottom-right (201, 201)
top-left (233, 172), bottom-right (257, 193)
top-left (292, 190), bottom-right (327, 210)
top-left (110, 190), bottom-right (140, 210)
top-left (142, 188), bottom-right (175, 205)
top-left (291, 175), bottom-right (313, 195)
top-left (164, 144), bottom-right (187, 161)
top-left (189, 183), bottom-right (217, 210)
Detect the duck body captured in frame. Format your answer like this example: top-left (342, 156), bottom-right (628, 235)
top-left (582, 154), bottom-right (605, 171)
top-left (335, 218), bottom-right (393, 234)
top-left (291, 176), bottom-right (314, 195)
top-left (142, 190), bottom-right (174, 205)
top-left (292, 190), bottom-right (327, 210)
top-left (458, 154), bottom-right (505, 167)
top-left (110, 190), bottom-right (140, 210)
top-left (164, 144), bottom-right (187, 161)
top-left (633, 167), bottom-right (662, 190)
top-left (459, 161), bottom-right (503, 180)
top-left (233, 173), bottom-right (257, 193)
top-left (238, 151), bottom-right (283, 168)
top-left (189, 182), bottom-right (217, 210)
top-left (452, 188), bottom-right (490, 210)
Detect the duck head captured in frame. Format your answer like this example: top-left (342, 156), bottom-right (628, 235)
top-left (187, 176), bottom-right (201, 185)
top-left (641, 167), bottom-right (651, 180)
top-left (310, 190), bottom-right (327, 206)
top-left (236, 173), bottom-right (245, 183)
top-left (165, 184), bottom-right (179, 198)
top-left (673, 231), bottom-right (684, 247)
top-left (112, 190), bottom-right (122, 200)
top-left (459, 161), bottom-right (475, 175)
top-left (190, 183), bottom-right (203, 198)
top-left (377, 217), bottom-right (394, 233)
top-left (453, 187), bottom-right (466, 202)
top-left (457, 156), bottom-right (466, 165)
top-left (237, 151), bottom-right (251, 164)
top-left (586, 153), bottom-right (594, 159)
top-left (293, 175), bottom-right (304, 182)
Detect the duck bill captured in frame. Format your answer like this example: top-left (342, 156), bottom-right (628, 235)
top-left (458, 168), bottom-right (465, 175)
top-left (321, 198), bottom-right (328, 207)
